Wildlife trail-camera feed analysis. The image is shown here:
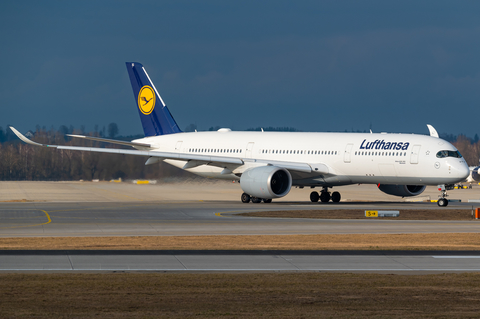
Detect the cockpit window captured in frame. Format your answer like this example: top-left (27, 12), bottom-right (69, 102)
top-left (436, 150), bottom-right (463, 158)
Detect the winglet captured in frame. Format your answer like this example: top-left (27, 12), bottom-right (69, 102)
top-left (9, 126), bottom-right (48, 147)
top-left (426, 124), bottom-right (439, 138)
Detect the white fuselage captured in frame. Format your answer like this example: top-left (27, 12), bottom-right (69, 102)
top-left (134, 131), bottom-right (469, 187)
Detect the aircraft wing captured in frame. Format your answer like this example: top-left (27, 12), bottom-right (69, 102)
top-left (67, 134), bottom-right (152, 149)
top-left (244, 158), bottom-right (327, 174)
top-left (9, 126), bottom-right (243, 166)
top-left (10, 127), bottom-right (328, 175)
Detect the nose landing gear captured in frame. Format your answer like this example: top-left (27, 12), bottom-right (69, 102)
top-left (437, 184), bottom-right (453, 207)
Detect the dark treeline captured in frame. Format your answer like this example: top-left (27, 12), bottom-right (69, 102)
top-left (0, 125), bottom-right (479, 181)
top-left (0, 125), bottom-right (189, 181)
top-left (451, 135), bottom-right (480, 166)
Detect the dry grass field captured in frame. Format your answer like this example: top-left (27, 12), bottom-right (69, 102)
top-left (1, 232), bottom-right (480, 250)
top-left (2, 272), bottom-right (480, 318)
top-left (240, 208), bottom-right (478, 220)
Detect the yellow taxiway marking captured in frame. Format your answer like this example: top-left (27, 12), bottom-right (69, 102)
top-left (215, 210), bottom-right (245, 218)
top-left (0, 210), bottom-right (51, 229)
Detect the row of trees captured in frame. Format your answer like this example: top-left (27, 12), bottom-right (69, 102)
top-left (451, 135), bottom-right (480, 167)
top-left (0, 125), bottom-right (478, 181)
top-left (0, 127), bottom-right (189, 181)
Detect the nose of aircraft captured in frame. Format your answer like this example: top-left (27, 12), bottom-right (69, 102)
top-left (455, 160), bottom-right (470, 180)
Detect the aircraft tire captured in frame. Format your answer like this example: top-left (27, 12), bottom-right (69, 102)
top-left (241, 193), bottom-right (251, 203)
top-left (320, 192), bottom-right (331, 203)
top-left (263, 198), bottom-right (272, 203)
top-left (437, 198), bottom-right (448, 207)
top-left (331, 191), bottom-right (341, 203)
top-left (252, 197), bottom-right (262, 203)
top-left (310, 191), bottom-right (319, 202)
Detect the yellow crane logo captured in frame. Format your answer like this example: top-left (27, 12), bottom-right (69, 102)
top-left (138, 85), bottom-right (156, 115)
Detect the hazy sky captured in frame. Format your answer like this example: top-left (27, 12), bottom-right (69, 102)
top-left (1, 1), bottom-right (479, 137)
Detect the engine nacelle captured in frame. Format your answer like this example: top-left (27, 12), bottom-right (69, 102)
top-left (377, 184), bottom-right (426, 197)
top-left (240, 166), bottom-right (292, 199)
top-left (467, 166), bottom-right (480, 183)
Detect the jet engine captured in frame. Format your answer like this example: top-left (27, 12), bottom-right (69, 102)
top-left (240, 166), bottom-right (292, 199)
top-left (467, 166), bottom-right (480, 183)
top-left (377, 184), bottom-right (426, 197)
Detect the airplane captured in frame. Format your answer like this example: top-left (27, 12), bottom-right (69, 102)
top-left (10, 62), bottom-right (470, 207)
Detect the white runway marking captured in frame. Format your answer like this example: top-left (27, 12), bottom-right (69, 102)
top-left (432, 256), bottom-right (480, 259)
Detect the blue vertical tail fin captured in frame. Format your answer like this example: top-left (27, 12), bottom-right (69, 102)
top-left (126, 62), bottom-right (182, 136)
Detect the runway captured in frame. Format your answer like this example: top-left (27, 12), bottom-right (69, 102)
top-left (2, 250), bottom-right (480, 273)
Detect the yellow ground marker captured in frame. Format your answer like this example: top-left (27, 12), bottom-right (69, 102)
top-left (0, 210), bottom-right (51, 229)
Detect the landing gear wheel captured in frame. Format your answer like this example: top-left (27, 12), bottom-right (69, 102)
top-left (331, 191), bottom-right (341, 203)
top-left (241, 193), bottom-right (251, 203)
top-left (310, 191), bottom-right (319, 202)
top-left (437, 198), bottom-right (448, 207)
top-left (263, 198), bottom-right (272, 203)
top-left (320, 192), bottom-right (331, 203)
top-left (252, 197), bottom-right (262, 203)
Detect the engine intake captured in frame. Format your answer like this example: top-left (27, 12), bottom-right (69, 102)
top-left (472, 166), bottom-right (480, 182)
top-left (240, 166), bottom-right (292, 199)
top-left (378, 184), bottom-right (426, 197)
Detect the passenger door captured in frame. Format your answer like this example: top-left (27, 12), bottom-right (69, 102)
top-left (410, 145), bottom-right (421, 164)
top-left (344, 144), bottom-right (353, 163)
top-left (245, 142), bottom-right (254, 158)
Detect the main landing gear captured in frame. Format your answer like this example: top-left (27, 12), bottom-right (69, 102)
top-left (310, 187), bottom-right (341, 203)
top-left (241, 193), bottom-right (272, 204)
top-left (437, 184), bottom-right (453, 207)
